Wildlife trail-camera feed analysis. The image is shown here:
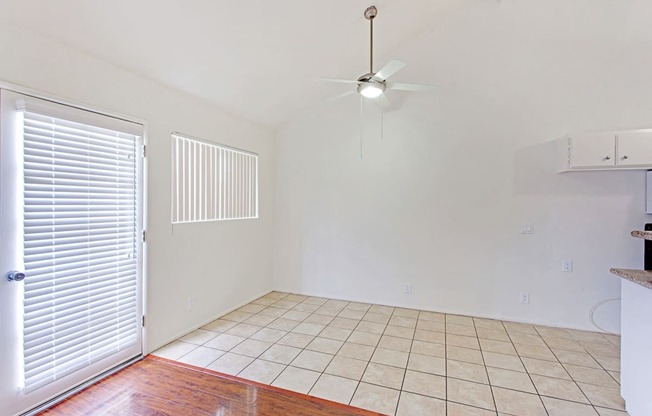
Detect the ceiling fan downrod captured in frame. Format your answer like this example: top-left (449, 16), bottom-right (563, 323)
top-left (364, 6), bottom-right (377, 75)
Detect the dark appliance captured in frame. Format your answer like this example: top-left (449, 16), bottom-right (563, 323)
top-left (645, 223), bottom-right (652, 270)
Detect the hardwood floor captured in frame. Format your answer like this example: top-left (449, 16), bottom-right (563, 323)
top-left (41, 355), bottom-right (384, 416)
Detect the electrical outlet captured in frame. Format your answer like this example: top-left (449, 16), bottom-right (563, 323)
top-left (520, 224), bottom-right (534, 234)
top-left (187, 297), bottom-right (196, 311)
top-left (403, 283), bottom-right (412, 294)
top-left (520, 292), bottom-right (530, 304)
top-left (562, 260), bottom-right (573, 272)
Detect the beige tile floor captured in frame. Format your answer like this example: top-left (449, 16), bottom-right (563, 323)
top-left (153, 292), bottom-right (629, 416)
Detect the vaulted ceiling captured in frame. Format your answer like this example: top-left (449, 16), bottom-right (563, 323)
top-left (0, 0), bottom-right (478, 128)
top-left (4, 1), bottom-right (652, 129)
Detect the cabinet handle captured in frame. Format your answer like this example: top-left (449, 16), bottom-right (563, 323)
top-left (604, 156), bottom-right (611, 160)
top-left (623, 155), bottom-right (629, 160)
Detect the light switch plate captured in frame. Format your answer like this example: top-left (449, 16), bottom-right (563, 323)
top-left (520, 224), bottom-right (534, 234)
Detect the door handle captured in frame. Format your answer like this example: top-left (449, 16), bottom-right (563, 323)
top-left (6, 271), bottom-right (25, 282)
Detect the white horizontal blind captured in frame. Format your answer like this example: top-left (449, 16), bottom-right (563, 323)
top-left (171, 134), bottom-right (258, 223)
top-left (21, 109), bottom-right (140, 392)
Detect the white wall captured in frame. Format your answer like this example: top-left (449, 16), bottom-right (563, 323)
top-left (0, 22), bottom-right (275, 351)
top-left (273, 0), bottom-right (652, 333)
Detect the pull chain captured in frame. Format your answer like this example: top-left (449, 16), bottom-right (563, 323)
top-left (380, 102), bottom-right (384, 140)
top-left (360, 98), bottom-right (364, 159)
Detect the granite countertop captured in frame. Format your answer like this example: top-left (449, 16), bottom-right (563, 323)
top-left (631, 230), bottom-right (652, 240)
top-left (610, 268), bottom-right (652, 290)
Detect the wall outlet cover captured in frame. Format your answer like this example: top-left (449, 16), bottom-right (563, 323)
top-left (403, 283), bottom-right (413, 294)
top-left (562, 260), bottom-right (573, 272)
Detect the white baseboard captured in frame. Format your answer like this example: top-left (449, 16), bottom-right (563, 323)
top-left (147, 288), bottom-right (274, 353)
top-left (272, 287), bottom-right (617, 335)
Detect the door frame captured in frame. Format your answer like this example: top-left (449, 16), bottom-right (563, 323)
top-left (0, 81), bottom-right (148, 416)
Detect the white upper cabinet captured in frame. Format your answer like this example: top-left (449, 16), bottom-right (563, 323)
top-left (569, 132), bottom-right (616, 169)
top-left (558, 129), bottom-right (652, 172)
top-left (617, 131), bottom-right (652, 167)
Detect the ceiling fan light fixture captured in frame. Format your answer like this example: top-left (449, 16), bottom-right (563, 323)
top-left (357, 81), bottom-right (385, 98)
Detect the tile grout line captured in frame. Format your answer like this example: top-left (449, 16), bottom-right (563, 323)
top-left (582, 344), bottom-right (621, 387)
top-left (157, 292), bottom-right (623, 416)
top-left (213, 292), bottom-right (314, 380)
top-left (473, 318), bottom-right (499, 416)
top-left (505, 323), bottom-right (551, 416)
top-left (535, 326), bottom-right (620, 413)
top-left (264, 296), bottom-right (352, 390)
top-left (295, 298), bottom-right (357, 396)
top-left (261, 308), bottom-right (322, 386)
top-left (227, 293), bottom-right (293, 377)
top-left (391, 308), bottom-right (417, 416)
top-left (346, 306), bottom-right (392, 410)
top-left (182, 305), bottom-right (600, 412)
top-left (264, 297), bottom-right (391, 400)
top-left (534, 325), bottom-right (602, 414)
top-left (232, 292), bottom-right (297, 376)
top-left (308, 304), bottom-right (371, 400)
top-left (303, 299), bottom-right (360, 398)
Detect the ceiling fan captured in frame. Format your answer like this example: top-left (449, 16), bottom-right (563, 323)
top-left (322, 5), bottom-right (434, 103)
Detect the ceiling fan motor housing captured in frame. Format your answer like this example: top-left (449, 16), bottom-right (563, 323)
top-left (357, 80), bottom-right (385, 98)
top-left (357, 72), bottom-right (376, 83)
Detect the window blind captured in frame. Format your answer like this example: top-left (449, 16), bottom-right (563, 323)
top-left (21, 107), bottom-right (141, 392)
top-left (171, 133), bottom-right (258, 223)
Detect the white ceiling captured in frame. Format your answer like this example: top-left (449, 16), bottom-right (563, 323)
top-left (0, 0), bottom-right (479, 128)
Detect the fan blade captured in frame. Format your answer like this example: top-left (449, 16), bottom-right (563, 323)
top-left (326, 90), bottom-right (356, 102)
top-left (388, 82), bottom-right (436, 92)
top-left (320, 77), bottom-right (359, 85)
top-left (373, 59), bottom-right (406, 81)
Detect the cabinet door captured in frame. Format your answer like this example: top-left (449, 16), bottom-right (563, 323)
top-left (569, 133), bottom-right (616, 168)
top-left (617, 131), bottom-right (652, 166)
